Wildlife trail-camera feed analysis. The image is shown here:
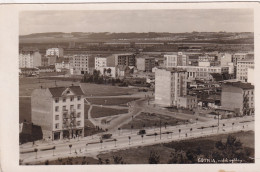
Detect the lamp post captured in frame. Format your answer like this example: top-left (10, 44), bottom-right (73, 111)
top-left (86, 143), bottom-right (88, 152)
top-left (128, 136), bottom-right (131, 145)
top-left (114, 139), bottom-right (117, 147)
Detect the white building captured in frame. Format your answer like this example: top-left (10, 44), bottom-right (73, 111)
top-left (55, 58), bottom-right (70, 72)
top-left (19, 50), bottom-right (42, 68)
top-left (46, 48), bottom-right (64, 57)
top-left (164, 52), bottom-right (188, 68)
top-left (31, 86), bottom-right (85, 140)
top-left (95, 57), bottom-right (107, 69)
top-left (247, 67), bottom-right (254, 85)
top-left (70, 54), bottom-right (95, 75)
top-left (236, 59), bottom-right (254, 82)
top-left (219, 53), bottom-right (232, 66)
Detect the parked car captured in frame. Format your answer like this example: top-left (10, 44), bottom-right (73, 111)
top-left (137, 129), bottom-right (146, 135)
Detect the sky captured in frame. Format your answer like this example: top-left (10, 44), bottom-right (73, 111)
top-left (19, 9), bottom-right (254, 35)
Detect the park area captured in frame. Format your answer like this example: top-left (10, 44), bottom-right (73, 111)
top-left (86, 97), bottom-right (139, 106)
top-left (121, 112), bottom-right (187, 130)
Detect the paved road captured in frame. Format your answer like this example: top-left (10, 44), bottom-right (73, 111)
top-left (20, 115), bottom-right (254, 164)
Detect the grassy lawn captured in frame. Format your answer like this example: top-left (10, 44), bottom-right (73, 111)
top-left (19, 77), bottom-right (137, 97)
top-left (86, 97), bottom-right (139, 106)
top-left (91, 106), bottom-right (128, 118)
top-left (121, 112), bottom-right (186, 130)
top-left (19, 97), bottom-right (31, 123)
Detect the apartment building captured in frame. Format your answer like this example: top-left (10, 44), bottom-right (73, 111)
top-left (70, 54), bottom-right (95, 75)
top-left (95, 56), bottom-right (107, 69)
top-left (46, 48), bottom-right (64, 57)
top-left (31, 86), bottom-right (85, 140)
top-left (19, 49), bottom-right (42, 68)
top-left (164, 52), bottom-right (188, 67)
top-left (136, 56), bottom-right (155, 72)
top-left (247, 67), bottom-right (254, 85)
top-left (221, 82), bottom-right (254, 115)
top-left (236, 59), bottom-right (254, 82)
top-left (155, 68), bottom-right (190, 107)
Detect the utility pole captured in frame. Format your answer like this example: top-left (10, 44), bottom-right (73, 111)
top-left (160, 116), bottom-right (162, 140)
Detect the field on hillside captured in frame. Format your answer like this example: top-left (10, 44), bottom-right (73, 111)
top-left (90, 106), bottom-right (128, 118)
top-left (86, 97), bottom-right (139, 106)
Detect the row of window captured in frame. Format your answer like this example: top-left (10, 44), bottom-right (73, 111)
top-left (55, 96), bottom-right (81, 103)
top-left (55, 121), bottom-right (81, 129)
top-left (56, 112), bottom-right (82, 120)
top-left (55, 104), bottom-right (81, 112)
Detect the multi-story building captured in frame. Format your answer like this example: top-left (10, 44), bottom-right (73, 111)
top-left (164, 52), bottom-right (188, 68)
top-left (232, 53), bottom-right (247, 65)
top-left (106, 53), bottom-right (135, 67)
top-left (70, 54), bottom-right (95, 75)
top-left (176, 66), bottom-right (229, 81)
top-left (19, 49), bottom-right (42, 68)
top-left (221, 82), bottom-right (254, 115)
top-left (31, 86), bottom-right (85, 140)
top-left (177, 96), bottom-right (197, 109)
top-left (95, 56), bottom-right (107, 69)
top-left (46, 48), bottom-right (64, 57)
top-left (236, 59), bottom-right (254, 82)
top-left (219, 53), bottom-right (232, 66)
top-left (155, 68), bottom-right (188, 107)
top-left (136, 56), bottom-right (155, 72)
top-left (247, 67), bottom-right (254, 85)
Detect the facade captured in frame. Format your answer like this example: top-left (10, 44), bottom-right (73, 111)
top-left (198, 55), bottom-right (217, 62)
top-left (247, 67), bottom-right (254, 85)
top-left (221, 82), bottom-right (254, 115)
top-left (164, 52), bottom-right (188, 68)
top-left (46, 48), bottom-right (64, 57)
top-left (232, 53), bottom-right (247, 65)
top-left (177, 96), bottom-right (197, 109)
top-left (136, 56), bottom-right (155, 72)
top-left (19, 50), bottom-right (42, 68)
top-left (31, 86), bottom-right (85, 140)
top-left (106, 53), bottom-right (136, 67)
top-left (155, 68), bottom-right (187, 107)
top-left (95, 57), bottom-right (107, 69)
top-left (46, 55), bottom-right (58, 65)
top-left (70, 54), bottom-right (95, 75)
top-left (219, 53), bottom-right (232, 66)
top-left (176, 66), bottom-right (229, 81)
top-left (236, 59), bottom-right (254, 82)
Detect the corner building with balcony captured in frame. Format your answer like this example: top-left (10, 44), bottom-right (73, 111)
top-left (31, 86), bottom-right (85, 140)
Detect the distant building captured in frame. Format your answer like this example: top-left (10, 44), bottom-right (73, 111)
top-left (176, 66), bottom-right (229, 81)
top-left (46, 55), bottom-right (58, 66)
top-left (247, 67), bottom-right (254, 85)
top-left (177, 96), bottom-right (197, 109)
top-left (136, 56), bottom-right (155, 72)
top-left (221, 82), bottom-right (254, 115)
top-left (70, 54), bottom-right (95, 75)
top-left (37, 65), bottom-right (55, 73)
top-left (19, 68), bottom-right (39, 77)
top-left (198, 55), bottom-right (217, 62)
top-left (219, 53), bottom-right (232, 66)
top-left (31, 86), bottom-right (85, 140)
top-left (55, 58), bottom-right (70, 72)
top-left (19, 49), bottom-right (42, 68)
top-left (155, 68), bottom-right (188, 107)
top-left (117, 65), bottom-right (131, 78)
top-left (164, 52), bottom-right (188, 68)
top-left (236, 59), bottom-right (254, 82)
top-left (107, 53), bottom-right (136, 67)
top-left (232, 53), bottom-right (247, 65)
top-left (95, 56), bottom-right (107, 69)
top-left (46, 48), bottom-right (64, 57)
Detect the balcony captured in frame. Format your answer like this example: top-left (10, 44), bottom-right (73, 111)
top-left (62, 112), bottom-right (69, 119)
top-left (70, 109), bottom-right (76, 118)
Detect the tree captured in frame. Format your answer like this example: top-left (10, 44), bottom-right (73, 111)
top-left (179, 129), bottom-right (181, 138)
top-left (69, 144), bottom-right (72, 154)
top-left (141, 134), bottom-right (144, 143)
top-left (196, 118), bottom-right (198, 124)
top-left (113, 155), bottom-right (125, 164)
top-left (148, 151), bottom-right (160, 164)
top-left (86, 143), bottom-right (88, 152)
top-left (128, 136), bottom-right (131, 145)
top-left (131, 124), bottom-right (134, 134)
top-left (98, 158), bottom-right (103, 164)
top-left (34, 148), bottom-right (38, 159)
top-left (114, 139), bottom-right (117, 147)
top-left (154, 132), bottom-right (158, 141)
top-left (100, 139), bottom-right (103, 149)
top-left (190, 128), bottom-right (193, 136)
top-left (232, 122), bottom-right (235, 130)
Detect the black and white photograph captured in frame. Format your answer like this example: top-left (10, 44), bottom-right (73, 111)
top-left (1, 2), bottom-right (260, 172)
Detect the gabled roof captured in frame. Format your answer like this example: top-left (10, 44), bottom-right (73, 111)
top-left (48, 86), bottom-right (84, 97)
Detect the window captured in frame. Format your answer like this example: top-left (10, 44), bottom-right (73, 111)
top-left (77, 112), bottom-right (81, 118)
top-left (77, 121), bottom-right (81, 126)
top-left (55, 115), bottom-right (59, 120)
top-left (55, 106), bottom-right (59, 112)
top-left (63, 98), bottom-right (66, 102)
top-left (77, 96), bottom-right (81, 101)
top-left (251, 97), bottom-right (253, 101)
top-left (70, 105), bottom-right (74, 110)
top-left (55, 98), bottom-right (59, 103)
top-left (62, 106), bottom-right (66, 111)
top-left (70, 96), bottom-right (74, 102)
top-left (55, 123), bottom-right (59, 129)
top-left (77, 104), bottom-right (81, 109)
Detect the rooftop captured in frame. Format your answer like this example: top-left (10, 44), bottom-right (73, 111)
top-left (223, 81), bottom-right (254, 90)
top-left (48, 86), bottom-right (84, 97)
